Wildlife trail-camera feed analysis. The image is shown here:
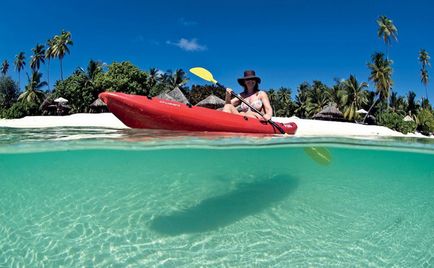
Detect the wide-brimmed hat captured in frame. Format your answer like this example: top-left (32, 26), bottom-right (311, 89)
top-left (237, 70), bottom-right (261, 86)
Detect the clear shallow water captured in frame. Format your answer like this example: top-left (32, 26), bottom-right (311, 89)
top-left (1, 127), bottom-right (434, 267)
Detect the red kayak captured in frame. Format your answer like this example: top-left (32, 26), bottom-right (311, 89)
top-left (99, 92), bottom-right (297, 134)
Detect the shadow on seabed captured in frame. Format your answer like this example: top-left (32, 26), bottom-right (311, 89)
top-left (149, 174), bottom-right (298, 236)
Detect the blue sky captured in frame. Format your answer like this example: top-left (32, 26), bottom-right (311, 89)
top-left (0, 0), bottom-right (433, 102)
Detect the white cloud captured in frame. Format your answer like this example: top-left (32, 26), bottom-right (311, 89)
top-left (166, 38), bottom-right (207, 52)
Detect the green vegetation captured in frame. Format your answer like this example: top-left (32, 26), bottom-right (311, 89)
top-left (52, 31), bottom-right (73, 80)
top-left (93, 62), bottom-right (148, 95)
top-left (417, 109), bottom-right (434, 135)
top-left (14, 52), bottom-right (25, 89)
top-left (419, 49), bottom-right (430, 100)
top-left (1, 18), bottom-right (433, 136)
top-left (377, 109), bottom-right (417, 134)
top-left (377, 15), bottom-right (398, 59)
top-left (1, 60), bottom-right (9, 76)
top-left (0, 76), bottom-right (19, 116)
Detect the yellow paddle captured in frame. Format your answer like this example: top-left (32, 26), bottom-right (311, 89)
top-left (303, 147), bottom-right (332, 165)
top-left (190, 67), bottom-right (287, 134)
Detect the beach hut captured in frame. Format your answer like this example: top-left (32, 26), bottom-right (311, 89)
top-left (403, 115), bottom-right (414, 122)
top-left (195, 94), bottom-right (225, 109)
top-left (360, 114), bottom-right (377, 125)
top-left (313, 103), bottom-right (345, 121)
top-left (40, 97), bottom-right (56, 115)
top-left (156, 87), bottom-right (189, 104)
top-left (40, 97), bottom-right (70, 115)
top-left (90, 98), bottom-right (108, 113)
top-left (156, 92), bottom-right (177, 101)
top-left (168, 87), bottom-right (190, 104)
top-left (54, 97), bottom-right (68, 104)
top-left (50, 97), bottom-right (70, 115)
top-left (48, 103), bottom-right (70, 115)
top-left (356, 109), bottom-right (368, 114)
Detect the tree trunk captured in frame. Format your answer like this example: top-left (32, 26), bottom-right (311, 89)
top-left (386, 43), bottom-right (390, 60)
top-left (47, 59), bottom-right (50, 91)
top-left (363, 97), bottom-right (378, 124)
top-left (60, 58), bottom-right (63, 81)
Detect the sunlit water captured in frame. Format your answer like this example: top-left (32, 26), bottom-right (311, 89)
top-left (1, 127), bottom-right (434, 267)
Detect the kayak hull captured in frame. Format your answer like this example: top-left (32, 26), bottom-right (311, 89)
top-left (99, 92), bottom-right (297, 134)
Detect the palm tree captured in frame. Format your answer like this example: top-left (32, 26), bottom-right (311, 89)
top-left (419, 49), bottom-right (430, 68)
top-left (276, 87), bottom-right (292, 116)
top-left (52, 31), bottom-right (73, 80)
top-left (14, 52), bottom-right (26, 89)
top-left (364, 52), bottom-right (393, 122)
top-left (377, 15), bottom-right (398, 59)
top-left (369, 52), bottom-right (393, 101)
top-left (421, 98), bottom-right (431, 110)
top-left (294, 82), bottom-right (310, 118)
top-left (329, 79), bottom-right (345, 109)
top-left (18, 71), bottom-right (47, 105)
top-left (45, 38), bottom-right (55, 90)
top-left (1, 60), bottom-right (9, 76)
top-left (86, 60), bottom-right (103, 81)
top-left (267, 89), bottom-right (277, 115)
top-left (407, 91), bottom-right (419, 117)
top-left (341, 75), bottom-right (368, 121)
top-left (419, 49), bottom-right (430, 99)
top-left (388, 91), bottom-right (406, 115)
top-left (147, 67), bottom-right (160, 90)
top-left (306, 81), bottom-right (330, 117)
top-left (395, 95), bottom-right (407, 115)
top-left (30, 44), bottom-right (46, 72)
top-left (389, 91), bottom-right (398, 111)
top-left (166, 69), bottom-right (188, 90)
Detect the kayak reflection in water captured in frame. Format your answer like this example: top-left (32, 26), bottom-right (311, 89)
top-left (222, 70), bottom-right (273, 121)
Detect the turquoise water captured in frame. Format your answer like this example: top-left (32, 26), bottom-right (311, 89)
top-left (1, 128), bottom-right (434, 267)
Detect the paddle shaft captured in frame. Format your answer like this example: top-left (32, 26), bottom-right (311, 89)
top-left (215, 82), bottom-right (286, 134)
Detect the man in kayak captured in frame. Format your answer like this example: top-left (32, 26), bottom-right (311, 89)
top-left (222, 70), bottom-right (273, 120)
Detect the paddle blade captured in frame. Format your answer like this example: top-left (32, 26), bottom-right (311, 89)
top-left (190, 67), bottom-right (218, 84)
top-left (304, 147), bottom-right (332, 165)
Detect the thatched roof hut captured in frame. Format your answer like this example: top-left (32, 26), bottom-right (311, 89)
top-left (54, 97), bottom-right (68, 103)
top-left (169, 87), bottom-right (189, 104)
top-left (47, 103), bottom-right (70, 115)
top-left (90, 98), bottom-right (108, 113)
top-left (90, 98), bottom-right (107, 107)
top-left (156, 92), bottom-right (177, 101)
top-left (195, 94), bottom-right (225, 109)
top-left (156, 87), bottom-right (189, 104)
top-left (403, 115), bottom-right (414, 122)
top-left (313, 103), bottom-right (345, 121)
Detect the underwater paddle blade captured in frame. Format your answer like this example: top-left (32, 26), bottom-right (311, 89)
top-left (304, 147), bottom-right (332, 165)
top-left (189, 67), bottom-right (218, 84)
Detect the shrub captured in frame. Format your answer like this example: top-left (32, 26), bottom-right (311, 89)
top-left (93, 62), bottom-right (148, 95)
top-left (2, 101), bottom-right (40, 119)
top-left (378, 110), bottom-right (417, 134)
top-left (0, 76), bottom-right (19, 115)
top-left (53, 72), bottom-right (98, 113)
top-left (417, 109), bottom-right (434, 135)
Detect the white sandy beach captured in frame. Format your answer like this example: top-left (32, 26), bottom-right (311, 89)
top-left (0, 113), bottom-right (428, 138)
